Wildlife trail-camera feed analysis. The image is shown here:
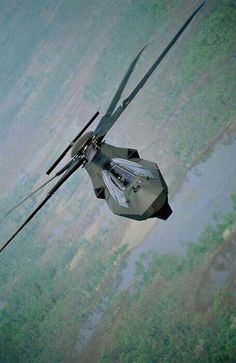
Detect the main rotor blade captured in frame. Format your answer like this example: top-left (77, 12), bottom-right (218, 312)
top-left (4, 176), bottom-right (56, 218)
top-left (0, 157), bottom-right (84, 254)
top-left (105, 46), bottom-right (146, 116)
top-left (93, 47), bottom-right (145, 139)
top-left (4, 160), bottom-right (74, 218)
top-left (124, 2), bottom-right (205, 105)
top-left (94, 2), bottom-right (205, 139)
top-left (46, 111), bottom-right (99, 175)
top-left (1, 193), bottom-right (52, 254)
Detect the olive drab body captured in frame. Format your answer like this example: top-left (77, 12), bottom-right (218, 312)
top-left (85, 143), bottom-right (172, 220)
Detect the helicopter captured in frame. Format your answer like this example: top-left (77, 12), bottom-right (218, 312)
top-left (0, 3), bottom-right (204, 253)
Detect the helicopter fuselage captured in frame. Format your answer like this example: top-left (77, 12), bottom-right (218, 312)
top-left (83, 141), bottom-right (172, 221)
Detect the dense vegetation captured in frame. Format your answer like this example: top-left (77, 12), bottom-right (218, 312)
top-left (98, 196), bottom-right (236, 362)
top-left (171, 1), bottom-right (236, 172)
top-left (0, 226), bottom-right (128, 362)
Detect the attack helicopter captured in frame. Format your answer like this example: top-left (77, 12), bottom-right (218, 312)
top-left (1, 3), bottom-right (204, 253)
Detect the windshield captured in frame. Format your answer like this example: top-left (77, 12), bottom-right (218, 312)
top-left (110, 164), bottom-right (135, 187)
top-left (113, 158), bottom-right (154, 178)
top-left (102, 158), bottom-right (152, 208)
top-left (102, 170), bottom-right (129, 208)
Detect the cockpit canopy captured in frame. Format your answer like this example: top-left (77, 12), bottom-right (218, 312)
top-left (102, 158), bottom-right (154, 207)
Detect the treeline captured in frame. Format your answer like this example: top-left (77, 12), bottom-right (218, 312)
top-left (170, 0), bottom-right (236, 172)
top-left (0, 227), bottom-right (128, 363)
top-left (0, 171), bottom-right (128, 363)
top-left (98, 194), bottom-right (236, 362)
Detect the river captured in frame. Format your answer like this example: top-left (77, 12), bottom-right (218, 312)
top-left (76, 136), bottom-right (236, 354)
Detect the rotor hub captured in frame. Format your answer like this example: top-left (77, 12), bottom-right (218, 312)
top-left (70, 131), bottom-right (93, 158)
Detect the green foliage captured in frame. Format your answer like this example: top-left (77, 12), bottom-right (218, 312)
top-left (168, 2), bottom-right (236, 172)
top-left (99, 195), bottom-right (236, 362)
top-left (0, 236), bottom-right (128, 362)
top-left (181, 2), bottom-right (236, 85)
top-left (0, 169), bottom-right (128, 362)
